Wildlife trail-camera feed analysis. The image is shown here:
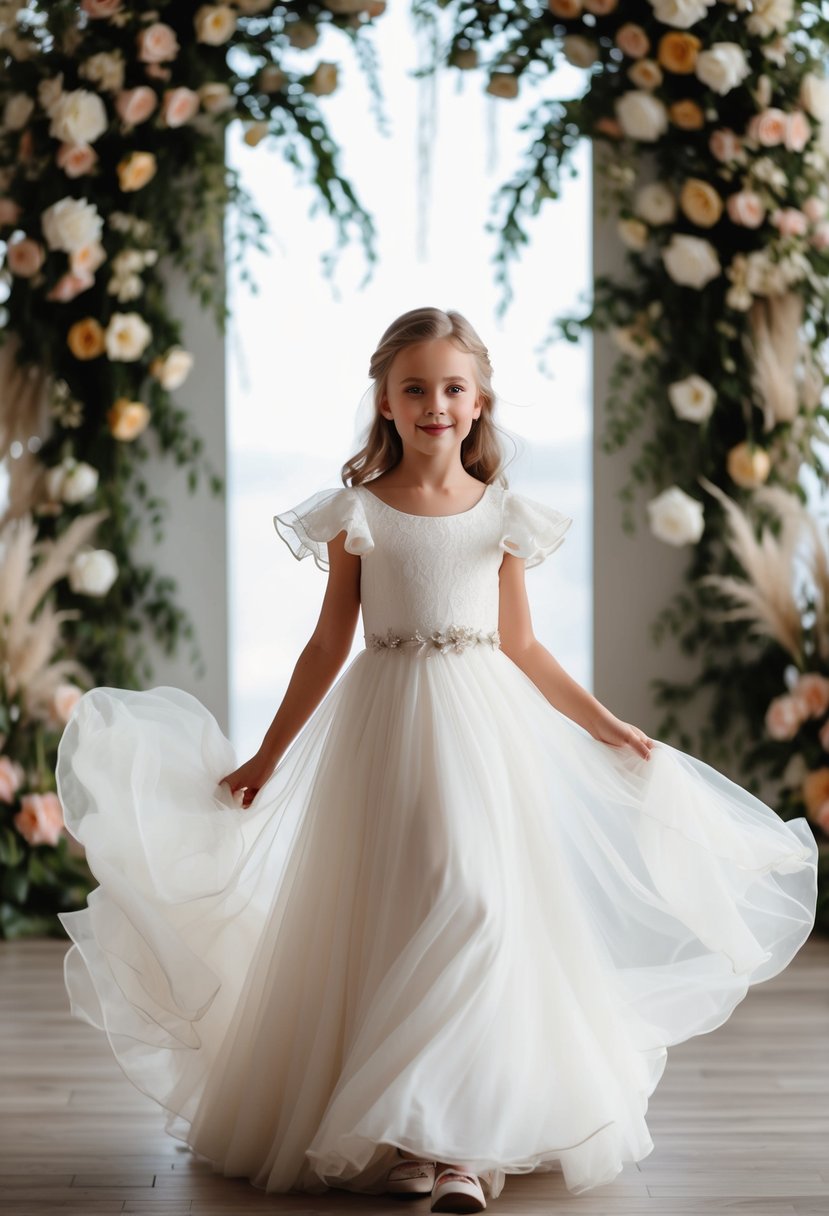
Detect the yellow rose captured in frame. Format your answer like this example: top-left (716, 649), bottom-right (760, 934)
top-left (726, 441), bottom-right (772, 488)
top-left (117, 151), bottom-right (157, 192)
top-left (657, 32), bottom-right (701, 74)
top-left (680, 178), bottom-right (723, 227)
top-left (67, 318), bottom-right (106, 360)
top-left (107, 397), bottom-right (151, 441)
top-left (669, 99), bottom-right (705, 130)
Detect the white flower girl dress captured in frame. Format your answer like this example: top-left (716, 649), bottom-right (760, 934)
top-left (56, 480), bottom-right (818, 1200)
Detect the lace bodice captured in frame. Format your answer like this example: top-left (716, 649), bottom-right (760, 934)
top-left (274, 481), bottom-right (573, 647)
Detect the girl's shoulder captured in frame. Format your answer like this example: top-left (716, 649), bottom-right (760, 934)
top-left (273, 484), bottom-right (373, 572)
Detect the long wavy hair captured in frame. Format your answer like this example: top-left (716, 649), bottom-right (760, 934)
top-left (341, 307), bottom-right (508, 487)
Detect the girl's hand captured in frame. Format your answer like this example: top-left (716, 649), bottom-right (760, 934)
top-left (589, 708), bottom-right (654, 761)
top-left (219, 751), bottom-right (276, 810)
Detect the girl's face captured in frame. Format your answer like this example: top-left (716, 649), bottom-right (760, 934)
top-left (380, 338), bottom-right (482, 454)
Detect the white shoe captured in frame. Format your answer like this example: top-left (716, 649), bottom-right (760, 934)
top-left (386, 1157), bottom-right (437, 1196)
top-left (430, 1166), bottom-right (487, 1213)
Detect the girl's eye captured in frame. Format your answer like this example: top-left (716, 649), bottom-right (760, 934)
top-left (404, 385), bottom-right (464, 394)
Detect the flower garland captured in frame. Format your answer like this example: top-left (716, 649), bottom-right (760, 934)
top-left (0, 0), bottom-right (384, 937)
top-left (409, 0), bottom-right (828, 897)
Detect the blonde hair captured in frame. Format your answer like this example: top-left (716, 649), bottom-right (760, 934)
top-left (341, 307), bottom-right (508, 487)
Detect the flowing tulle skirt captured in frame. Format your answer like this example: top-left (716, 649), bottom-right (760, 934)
top-left (56, 645), bottom-right (818, 1198)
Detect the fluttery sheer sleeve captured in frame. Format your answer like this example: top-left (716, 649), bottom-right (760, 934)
top-left (499, 489), bottom-right (574, 569)
top-left (273, 487), bottom-right (374, 571)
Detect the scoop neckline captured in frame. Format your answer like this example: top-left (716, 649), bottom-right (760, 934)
top-left (358, 481), bottom-right (492, 519)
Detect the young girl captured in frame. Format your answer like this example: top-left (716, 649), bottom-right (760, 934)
top-left (57, 307), bottom-right (818, 1214)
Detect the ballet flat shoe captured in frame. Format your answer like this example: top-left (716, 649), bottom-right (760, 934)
top-left (430, 1166), bottom-right (487, 1213)
top-left (386, 1158), bottom-right (437, 1196)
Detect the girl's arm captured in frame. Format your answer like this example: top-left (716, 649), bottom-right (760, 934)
top-left (221, 530), bottom-right (362, 806)
top-left (498, 552), bottom-right (653, 761)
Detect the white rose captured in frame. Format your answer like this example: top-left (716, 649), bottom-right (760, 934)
top-left (41, 196), bottom-right (104, 254)
top-left (563, 36), bottom-right (599, 69)
top-left (3, 92), bottom-right (34, 131)
top-left (62, 460), bottom-right (99, 503)
top-left (79, 50), bottom-right (126, 94)
top-left (68, 549), bottom-right (118, 597)
top-left (695, 43), bottom-right (751, 96)
top-left (194, 4), bottom-right (238, 44)
top-left (105, 312), bottom-right (152, 362)
top-left (49, 89), bottom-right (108, 145)
top-left (151, 346), bottom-right (194, 390)
top-left (800, 72), bottom-right (829, 154)
top-left (667, 374), bottom-right (716, 422)
top-left (617, 217), bottom-right (649, 251)
top-left (634, 181), bottom-right (677, 225)
top-left (746, 0), bottom-right (794, 38)
top-left (647, 486), bottom-right (705, 546)
top-left (648, 0), bottom-right (715, 28)
top-left (662, 233), bottom-right (721, 288)
top-left (615, 90), bottom-right (668, 141)
top-left (44, 463), bottom-right (68, 503)
top-left (612, 324), bottom-right (659, 361)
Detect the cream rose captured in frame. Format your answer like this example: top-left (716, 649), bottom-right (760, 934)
top-left (60, 458), bottom-right (99, 503)
top-left (726, 442), bottom-right (772, 488)
top-left (747, 0), bottom-right (795, 38)
top-left (667, 374), bottom-right (716, 422)
top-left (648, 0), bottom-right (715, 28)
top-left (104, 312), bottom-right (152, 361)
top-left (634, 181), bottom-right (677, 225)
top-left (800, 73), bottom-right (829, 125)
top-left (199, 82), bottom-right (237, 113)
top-left (617, 218), bottom-right (649, 251)
top-left (78, 50), bottom-right (125, 93)
top-left (68, 549), bottom-right (118, 596)
top-left (13, 792), bottom-right (64, 847)
top-left (695, 43), bottom-right (750, 95)
top-left (49, 89), bottom-right (108, 145)
top-left (646, 486), bottom-right (705, 546)
top-left (615, 90), bottom-right (668, 141)
top-left (107, 398), bottom-right (151, 441)
top-left (662, 233), bottom-right (721, 288)
top-left (38, 75), bottom-right (64, 117)
top-left (3, 92), bottom-right (34, 131)
top-left (628, 60), bottom-right (663, 90)
top-left (195, 4), bottom-right (238, 44)
top-left (150, 346), bottom-right (194, 390)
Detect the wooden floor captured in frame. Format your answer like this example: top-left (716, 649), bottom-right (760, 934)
top-left (1, 936), bottom-right (828, 1216)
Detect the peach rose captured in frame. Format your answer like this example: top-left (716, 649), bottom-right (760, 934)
top-left (107, 397), bottom-right (151, 441)
top-left (658, 32), bottom-right (701, 75)
top-left (629, 60), bottom-right (663, 90)
top-left (46, 270), bottom-right (95, 302)
top-left (13, 791), bottom-right (64, 847)
top-left (766, 694), bottom-right (805, 741)
top-left (70, 241), bottom-right (106, 278)
top-left (67, 317), bottom-right (106, 360)
top-left (669, 99), bottom-right (704, 129)
top-left (784, 109), bottom-right (811, 152)
top-left (160, 87), bottom-right (200, 127)
top-left (792, 673), bottom-right (829, 719)
top-left (802, 767), bottom-right (829, 819)
top-left (82, 0), bottom-right (123, 16)
top-left (0, 197), bottom-right (22, 225)
top-left (0, 756), bottom-right (25, 804)
top-left (746, 107), bottom-right (787, 146)
top-left (616, 23), bottom-right (649, 59)
top-left (117, 151), bottom-right (157, 192)
top-left (136, 22), bottom-right (180, 64)
top-left (709, 127), bottom-right (743, 163)
top-left (727, 190), bottom-right (765, 228)
top-left (771, 207), bottom-right (809, 237)
top-left (548, 0), bottom-right (582, 15)
top-left (115, 86), bottom-right (158, 126)
top-left (803, 196), bottom-right (827, 223)
top-left (727, 441), bottom-right (771, 488)
top-left (56, 141), bottom-right (98, 178)
top-left (7, 236), bottom-right (45, 278)
top-left (680, 178), bottom-right (723, 227)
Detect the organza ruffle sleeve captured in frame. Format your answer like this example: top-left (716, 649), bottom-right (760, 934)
top-left (273, 486), bottom-right (374, 571)
top-left (499, 489), bottom-right (574, 569)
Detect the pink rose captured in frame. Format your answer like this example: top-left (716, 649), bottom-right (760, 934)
top-left (765, 694), bottom-right (804, 741)
top-left (0, 756), bottom-right (25, 804)
top-left (709, 128), bottom-right (742, 163)
top-left (803, 196), bottom-right (827, 223)
top-left (82, 0), bottom-right (123, 16)
top-left (46, 269), bottom-right (95, 302)
top-left (727, 189), bottom-right (765, 228)
top-left (144, 63), bottom-right (172, 83)
top-left (746, 107), bottom-right (788, 146)
top-left (0, 197), bottom-right (22, 225)
top-left (771, 207), bottom-right (809, 237)
top-left (115, 86), bottom-right (158, 126)
top-left (7, 236), bottom-right (45, 277)
top-left (616, 23), bottom-right (649, 59)
top-left (785, 110), bottom-right (811, 152)
top-left (136, 22), bottom-right (180, 64)
top-left (160, 87), bottom-right (200, 128)
top-left (13, 791), bottom-right (65, 847)
top-left (53, 683), bottom-right (82, 723)
top-left (793, 672), bottom-right (829, 717)
top-left (56, 141), bottom-right (98, 178)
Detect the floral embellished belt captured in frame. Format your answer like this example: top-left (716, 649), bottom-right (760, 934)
top-left (365, 626), bottom-right (501, 654)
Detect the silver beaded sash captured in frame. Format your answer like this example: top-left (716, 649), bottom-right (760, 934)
top-left (365, 626), bottom-right (501, 655)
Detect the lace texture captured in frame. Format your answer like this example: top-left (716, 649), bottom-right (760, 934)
top-left (366, 626), bottom-right (501, 655)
